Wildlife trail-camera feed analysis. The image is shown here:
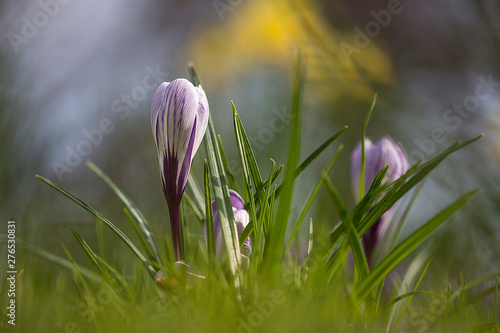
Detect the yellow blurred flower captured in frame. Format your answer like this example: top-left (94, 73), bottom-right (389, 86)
top-left (187, 0), bottom-right (394, 103)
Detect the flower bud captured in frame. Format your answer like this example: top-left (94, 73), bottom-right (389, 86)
top-left (205, 190), bottom-right (252, 257)
top-left (151, 78), bottom-right (209, 260)
top-left (351, 137), bottom-right (408, 264)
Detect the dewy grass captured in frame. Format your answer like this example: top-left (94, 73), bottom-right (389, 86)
top-left (4, 58), bottom-right (492, 332)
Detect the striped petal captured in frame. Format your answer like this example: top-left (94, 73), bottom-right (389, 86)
top-left (151, 78), bottom-right (209, 208)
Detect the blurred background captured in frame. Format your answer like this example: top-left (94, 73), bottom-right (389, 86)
top-left (1, 0), bottom-right (499, 276)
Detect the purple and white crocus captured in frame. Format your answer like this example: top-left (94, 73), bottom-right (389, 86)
top-left (151, 78), bottom-right (209, 260)
top-left (205, 190), bottom-right (252, 257)
top-left (351, 137), bottom-right (408, 264)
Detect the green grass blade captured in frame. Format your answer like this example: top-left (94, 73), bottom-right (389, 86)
top-left (308, 218), bottom-right (314, 256)
top-left (391, 258), bottom-right (433, 331)
top-left (444, 271), bottom-right (500, 310)
top-left (294, 126), bottom-right (347, 177)
top-left (273, 126), bottom-right (348, 200)
top-left (70, 227), bottom-right (130, 296)
top-left (351, 165), bottom-right (389, 225)
top-left (385, 291), bottom-right (447, 308)
top-left (322, 173), bottom-right (369, 283)
top-left (0, 236), bottom-right (101, 283)
top-left (325, 165), bottom-right (388, 258)
top-left (239, 164), bottom-right (283, 242)
top-left (218, 134), bottom-right (239, 192)
top-left (233, 101), bottom-right (259, 248)
top-left (204, 160), bottom-right (216, 266)
top-left (359, 94), bottom-right (377, 203)
top-left (96, 217), bottom-right (106, 261)
top-left (477, 322), bottom-right (500, 331)
top-left (183, 192), bottom-right (204, 222)
top-left (188, 62), bottom-right (203, 86)
top-left (264, 165), bottom-right (283, 190)
top-left (284, 144), bottom-right (344, 255)
top-left (387, 180), bottom-right (426, 251)
top-left (233, 105), bottom-right (264, 199)
top-left (375, 278), bottom-right (385, 315)
top-left (86, 161), bottom-right (161, 266)
top-left (203, 114), bottom-right (242, 287)
top-left (186, 173), bottom-right (206, 218)
top-left (239, 125), bottom-right (345, 244)
top-left (61, 243), bottom-right (94, 297)
top-left (123, 208), bottom-right (159, 269)
top-left (190, 65), bottom-right (242, 289)
top-left (36, 174), bottom-right (157, 279)
top-left (264, 53), bottom-right (304, 269)
top-left (352, 189), bottom-right (478, 308)
top-left (494, 276), bottom-right (498, 323)
top-left (385, 243), bottom-right (435, 330)
top-left (261, 184), bottom-right (277, 256)
top-left (467, 286), bottom-right (500, 306)
top-left (255, 159), bottom-right (276, 262)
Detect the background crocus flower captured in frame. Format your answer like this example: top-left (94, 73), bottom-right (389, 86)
top-left (151, 78), bottom-right (209, 260)
top-left (205, 190), bottom-right (252, 257)
top-left (351, 137), bottom-right (409, 264)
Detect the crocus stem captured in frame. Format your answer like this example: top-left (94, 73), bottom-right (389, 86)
top-left (169, 204), bottom-right (181, 261)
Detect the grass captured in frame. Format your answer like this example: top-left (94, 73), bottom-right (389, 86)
top-left (0, 59), bottom-right (494, 333)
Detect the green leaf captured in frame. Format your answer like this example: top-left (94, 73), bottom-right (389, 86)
top-left (322, 173), bottom-right (369, 283)
top-left (352, 189), bottom-right (478, 308)
top-left (273, 126), bottom-right (348, 200)
top-left (284, 144), bottom-right (344, 255)
top-left (70, 227), bottom-right (130, 297)
top-left (96, 217), bottom-right (106, 261)
top-left (494, 276), bottom-right (498, 323)
top-left (233, 105), bottom-right (264, 200)
top-left (61, 243), bottom-right (94, 297)
top-left (123, 208), bottom-right (159, 267)
top-left (257, 159), bottom-right (276, 255)
top-left (264, 165), bottom-right (283, 190)
top-left (390, 258), bottom-right (433, 331)
top-left (477, 322), bottom-right (500, 331)
top-left (239, 126), bottom-right (346, 246)
top-left (86, 161), bottom-right (161, 266)
top-left (190, 64), bottom-right (242, 290)
top-left (387, 180), bottom-right (427, 252)
top-left (385, 243), bottom-right (435, 331)
top-left (233, 101), bottom-right (260, 251)
top-left (385, 291), bottom-right (447, 309)
top-left (186, 173), bottom-right (206, 219)
top-left (204, 160), bottom-right (216, 266)
top-left (36, 174), bottom-right (157, 279)
top-left (308, 218), bottom-right (314, 256)
top-left (183, 192), bottom-right (204, 222)
top-left (322, 165), bottom-right (389, 271)
top-left (294, 126), bottom-right (348, 178)
top-left (204, 114), bottom-right (242, 286)
top-left (359, 94), bottom-right (377, 203)
top-left (264, 53), bottom-right (304, 269)
top-left (0, 235), bottom-right (101, 283)
top-left (218, 134), bottom-right (239, 192)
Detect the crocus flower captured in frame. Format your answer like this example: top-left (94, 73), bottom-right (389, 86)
top-left (351, 137), bottom-right (408, 264)
top-left (151, 78), bottom-right (209, 260)
top-left (205, 190), bottom-right (252, 257)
